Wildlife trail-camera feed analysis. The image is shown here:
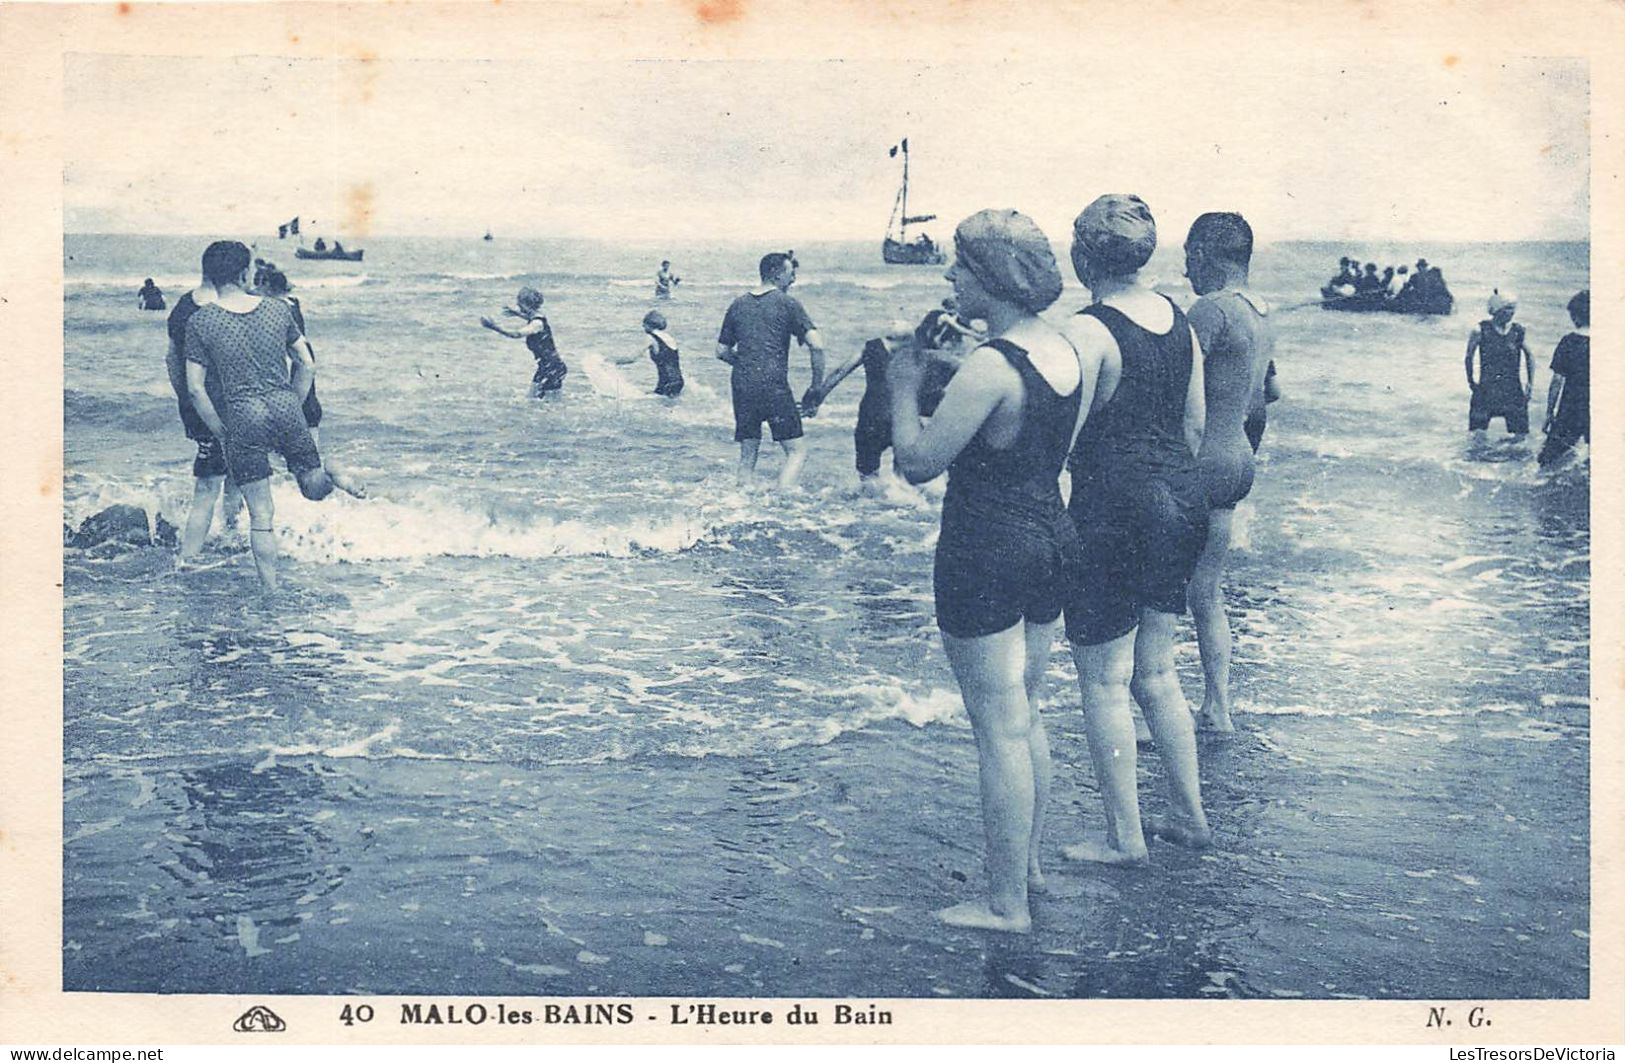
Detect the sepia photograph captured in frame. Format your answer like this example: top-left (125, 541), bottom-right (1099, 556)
top-left (4, 0), bottom-right (1622, 1046)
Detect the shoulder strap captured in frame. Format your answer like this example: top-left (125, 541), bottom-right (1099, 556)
top-left (980, 336), bottom-right (1029, 369)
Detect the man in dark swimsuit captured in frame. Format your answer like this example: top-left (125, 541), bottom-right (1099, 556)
top-left (1540, 290), bottom-right (1589, 467)
top-left (165, 265), bottom-right (242, 561)
top-left (1465, 290), bottom-right (1535, 442)
top-left (183, 241), bottom-right (365, 592)
top-left (1183, 212), bottom-right (1275, 734)
top-left (715, 252), bottom-right (825, 490)
top-left (138, 278), bottom-right (165, 311)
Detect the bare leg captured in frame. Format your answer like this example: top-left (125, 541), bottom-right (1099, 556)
top-left (777, 437), bottom-right (808, 491)
top-left (1132, 610), bottom-right (1212, 848)
top-left (736, 438), bottom-right (761, 486)
top-left (1188, 507), bottom-right (1237, 733)
top-left (938, 623), bottom-right (1037, 933)
top-left (179, 474), bottom-right (224, 560)
top-left (1067, 633), bottom-right (1149, 864)
top-left (219, 477), bottom-right (244, 530)
top-left (239, 478), bottom-right (278, 593)
top-left (1021, 619), bottom-right (1060, 891)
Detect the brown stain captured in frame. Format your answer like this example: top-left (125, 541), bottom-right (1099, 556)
top-left (290, 33), bottom-right (301, 44)
top-left (116, 2), bottom-right (131, 13)
top-left (343, 181), bottom-right (376, 239)
top-left (348, 47), bottom-right (381, 104)
top-left (694, 0), bottom-right (745, 24)
top-left (1443, 54), bottom-right (1459, 68)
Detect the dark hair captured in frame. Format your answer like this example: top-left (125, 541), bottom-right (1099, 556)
top-left (1187, 212), bottom-right (1254, 267)
top-left (642, 309), bottom-right (667, 331)
top-left (1568, 289), bottom-right (1589, 328)
top-left (258, 269), bottom-right (291, 296)
top-left (759, 252), bottom-right (794, 282)
top-left (201, 241), bottom-right (252, 288)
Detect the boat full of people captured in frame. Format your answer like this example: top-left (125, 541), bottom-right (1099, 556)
top-left (294, 237), bottom-right (364, 262)
top-left (1321, 256), bottom-right (1452, 314)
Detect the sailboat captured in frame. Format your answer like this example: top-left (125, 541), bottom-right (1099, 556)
top-left (882, 138), bottom-right (946, 266)
top-left (483, 229), bottom-right (494, 242)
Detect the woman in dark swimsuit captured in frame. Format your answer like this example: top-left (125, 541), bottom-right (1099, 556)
top-left (1061, 194), bottom-right (1212, 864)
top-left (890, 209), bottom-right (1092, 933)
top-left (1183, 212), bottom-right (1275, 734)
top-left (481, 287), bottom-right (567, 399)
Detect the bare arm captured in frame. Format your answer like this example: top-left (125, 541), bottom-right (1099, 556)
top-left (1544, 373), bottom-right (1565, 431)
top-left (288, 338), bottom-right (315, 403)
top-left (185, 361), bottom-right (227, 440)
top-left (808, 348), bottom-right (865, 406)
top-left (890, 344), bottom-right (1011, 484)
top-left (715, 341), bottom-right (737, 365)
top-left (1465, 331), bottom-right (1480, 389)
top-left (482, 316), bottom-right (546, 340)
top-left (1183, 325), bottom-right (1206, 457)
top-left (803, 328), bottom-right (826, 394)
top-left (1521, 339), bottom-right (1536, 399)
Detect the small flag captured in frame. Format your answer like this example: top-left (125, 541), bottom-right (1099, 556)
top-left (290, 216), bottom-right (300, 235)
top-left (277, 224), bottom-right (287, 239)
top-left (888, 144), bottom-right (898, 158)
top-left (901, 137), bottom-right (908, 153)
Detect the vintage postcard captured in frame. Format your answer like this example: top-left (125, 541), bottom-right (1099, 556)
top-left (2, 0), bottom-right (1621, 1047)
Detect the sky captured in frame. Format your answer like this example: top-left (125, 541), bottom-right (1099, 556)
top-left (64, 51), bottom-right (1589, 245)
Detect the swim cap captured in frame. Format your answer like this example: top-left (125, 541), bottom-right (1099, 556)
top-left (642, 309), bottom-right (667, 331)
top-left (1487, 289), bottom-right (1517, 314)
top-left (1072, 194), bottom-right (1157, 276)
top-left (952, 209), bottom-right (1063, 314)
top-left (517, 287), bottom-right (544, 311)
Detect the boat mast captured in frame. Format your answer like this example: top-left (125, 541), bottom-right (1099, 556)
top-left (900, 141), bottom-right (910, 239)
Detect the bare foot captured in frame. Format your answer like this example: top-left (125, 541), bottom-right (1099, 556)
top-left (935, 901), bottom-right (1032, 934)
top-left (1195, 704), bottom-right (1235, 734)
top-left (1134, 716), bottom-right (1154, 747)
top-left (1061, 838), bottom-right (1148, 866)
top-left (1028, 864), bottom-right (1047, 894)
top-left (1145, 815), bottom-right (1213, 849)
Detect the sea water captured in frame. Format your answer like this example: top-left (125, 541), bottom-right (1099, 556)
top-left (61, 233), bottom-right (1589, 997)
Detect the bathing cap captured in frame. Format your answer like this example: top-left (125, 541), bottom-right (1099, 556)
top-left (1072, 194), bottom-right (1157, 276)
top-left (952, 208), bottom-right (1063, 314)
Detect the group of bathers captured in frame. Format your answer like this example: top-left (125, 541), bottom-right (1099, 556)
top-left (932, 299), bottom-right (1210, 649)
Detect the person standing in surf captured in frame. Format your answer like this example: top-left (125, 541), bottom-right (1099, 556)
top-left (801, 298), bottom-right (970, 495)
top-left (138, 278), bottom-right (165, 311)
top-left (1183, 212), bottom-right (1275, 735)
top-left (165, 259), bottom-right (242, 561)
top-left (715, 252), bottom-right (825, 490)
top-left (1061, 194), bottom-right (1212, 863)
top-left (182, 240), bottom-right (366, 593)
top-left (253, 267), bottom-right (323, 444)
top-left (481, 287), bottom-right (568, 399)
top-left (655, 260), bottom-right (681, 299)
top-left (1539, 290), bottom-right (1589, 467)
top-left (891, 209), bottom-right (1092, 933)
top-left (1465, 289), bottom-right (1535, 443)
top-left (611, 309), bottom-right (685, 398)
